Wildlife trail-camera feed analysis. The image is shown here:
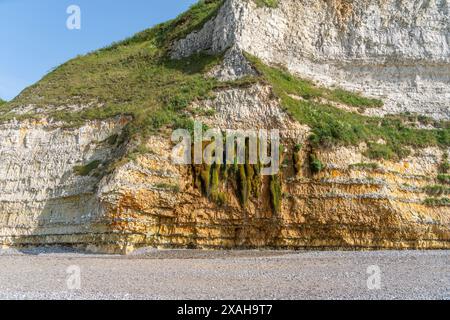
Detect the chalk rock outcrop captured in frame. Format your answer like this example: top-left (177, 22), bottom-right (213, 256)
top-left (0, 0), bottom-right (448, 253)
top-left (173, 0), bottom-right (450, 120)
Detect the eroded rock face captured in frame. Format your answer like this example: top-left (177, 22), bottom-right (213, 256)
top-left (0, 0), bottom-right (449, 253)
top-left (172, 0), bottom-right (450, 120)
top-left (0, 86), bottom-right (448, 252)
top-left (191, 84), bottom-right (309, 140)
top-left (0, 117), bottom-right (128, 252)
top-left (92, 131), bottom-right (450, 252)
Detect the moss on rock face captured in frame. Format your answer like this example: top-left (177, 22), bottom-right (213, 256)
top-left (423, 185), bottom-right (450, 196)
top-left (437, 174), bottom-right (450, 184)
top-left (237, 165), bottom-right (249, 206)
top-left (439, 153), bottom-right (449, 174)
top-left (309, 154), bottom-right (325, 174)
top-left (269, 175), bottom-right (282, 214)
top-left (192, 139), bottom-right (280, 212)
top-left (424, 197), bottom-right (450, 207)
top-left (210, 163), bottom-right (221, 201)
top-left (193, 162), bottom-right (260, 208)
top-left (253, 0), bottom-right (279, 8)
top-left (364, 143), bottom-right (398, 160)
top-left (292, 144), bottom-right (303, 175)
top-left (247, 163), bottom-right (262, 198)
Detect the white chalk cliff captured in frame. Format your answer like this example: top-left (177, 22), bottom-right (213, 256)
top-left (0, 0), bottom-right (448, 253)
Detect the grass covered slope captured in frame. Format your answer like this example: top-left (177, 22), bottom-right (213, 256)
top-left (246, 55), bottom-right (450, 160)
top-left (2, 0), bottom-right (225, 138)
top-left (0, 99), bottom-right (5, 106)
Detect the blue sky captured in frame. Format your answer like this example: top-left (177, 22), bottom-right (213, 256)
top-left (0, 0), bottom-right (197, 100)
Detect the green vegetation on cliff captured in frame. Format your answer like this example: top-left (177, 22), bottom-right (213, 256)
top-left (309, 154), bottom-right (325, 174)
top-left (0, 99), bottom-right (5, 106)
top-left (193, 161), bottom-right (263, 209)
top-left (270, 175), bottom-right (282, 213)
top-left (437, 174), bottom-right (450, 184)
top-left (73, 160), bottom-right (102, 176)
top-left (439, 153), bottom-right (449, 174)
top-left (349, 163), bottom-right (380, 171)
top-left (246, 54), bottom-right (450, 160)
top-left (423, 185), bottom-right (450, 196)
